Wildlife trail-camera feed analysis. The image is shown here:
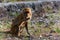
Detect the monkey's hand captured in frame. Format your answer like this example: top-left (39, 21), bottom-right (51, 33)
top-left (23, 18), bottom-right (30, 21)
top-left (26, 18), bottom-right (30, 20)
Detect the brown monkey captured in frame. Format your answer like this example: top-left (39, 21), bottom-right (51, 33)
top-left (10, 8), bottom-right (32, 37)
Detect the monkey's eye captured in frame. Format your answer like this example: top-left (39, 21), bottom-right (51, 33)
top-left (25, 11), bottom-right (29, 13)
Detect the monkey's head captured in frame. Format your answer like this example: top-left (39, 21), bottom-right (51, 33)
top-left (22, 8), bottom-right (32, 21)
top-left (23, 8), bottom-right (32, 13)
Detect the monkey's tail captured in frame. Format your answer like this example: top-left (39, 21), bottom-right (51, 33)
top-left (0, 30), bottom-right (12, 34)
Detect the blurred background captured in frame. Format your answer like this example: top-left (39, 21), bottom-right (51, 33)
top-left (0, 0), bottom-right (60, 3)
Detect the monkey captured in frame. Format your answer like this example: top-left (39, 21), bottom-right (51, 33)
top-left (10, 8), bottom-right (32, 37)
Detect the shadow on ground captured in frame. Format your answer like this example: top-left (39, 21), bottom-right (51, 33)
top-left (0, 31), bottom-right (35, 40)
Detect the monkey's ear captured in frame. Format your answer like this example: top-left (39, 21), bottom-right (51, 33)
top-left (12, 18), bottom-right (14, 22)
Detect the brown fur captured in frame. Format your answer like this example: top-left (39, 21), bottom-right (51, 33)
top-left (10, 8), bottom-right (32, 37)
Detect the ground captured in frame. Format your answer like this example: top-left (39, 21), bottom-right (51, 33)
top-left (0, 21), bottom-right (60, 40)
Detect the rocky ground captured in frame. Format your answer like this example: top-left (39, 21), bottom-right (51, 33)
top-left (0, 32), bottom-right (60, 40)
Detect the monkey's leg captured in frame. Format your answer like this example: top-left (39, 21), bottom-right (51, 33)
top-left (18, 26), bottom-right (24, 37)
top-left (25, 22), bottom-right (30, 36)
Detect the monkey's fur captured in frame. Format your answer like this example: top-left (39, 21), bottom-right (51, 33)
top-left (10, 8), bottom-right (32, 37)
